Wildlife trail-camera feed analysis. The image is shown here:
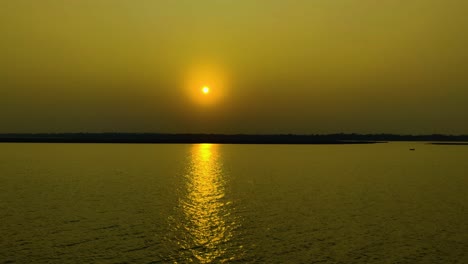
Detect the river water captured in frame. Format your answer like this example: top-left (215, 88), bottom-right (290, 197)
top-left (0, 142), bottom-right (467, 263)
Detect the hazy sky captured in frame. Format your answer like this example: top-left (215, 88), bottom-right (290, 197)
top-left (1, 0), bottom-right (468, 134)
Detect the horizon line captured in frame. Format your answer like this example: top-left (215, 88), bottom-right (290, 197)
top-left (1, 132), bottom-right (468, 136)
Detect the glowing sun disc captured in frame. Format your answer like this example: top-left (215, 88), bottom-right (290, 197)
top-left (202, 86), bottom-right (210, 94)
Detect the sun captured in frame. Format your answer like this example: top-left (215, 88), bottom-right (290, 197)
top-left (202, 86), bottom-right (210, 94)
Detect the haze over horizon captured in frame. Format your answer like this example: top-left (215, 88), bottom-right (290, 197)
top-left (1, 1), bottom-right (468, 134)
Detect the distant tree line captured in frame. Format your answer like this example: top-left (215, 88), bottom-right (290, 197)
top-left (0, 133), bottom-right (467, 144)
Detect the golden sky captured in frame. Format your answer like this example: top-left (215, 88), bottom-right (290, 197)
top-left (1, 0), bottom-right (467, 134)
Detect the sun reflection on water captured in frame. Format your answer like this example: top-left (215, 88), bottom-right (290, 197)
top-left (174, 144), bottom-right (241, 263)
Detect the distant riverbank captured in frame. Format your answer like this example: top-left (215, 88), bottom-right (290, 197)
top-left (1, 133), bottom-right (467, 144)
top-left (0, 133), bottom-right (383, 144)
top-left (430, 142), bottom-right (468, 145)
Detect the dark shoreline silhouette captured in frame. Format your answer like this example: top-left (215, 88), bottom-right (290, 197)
top-left (430, 142), bottom-right (468, 145)
top-left (0, 133), bottom-right (467, 144)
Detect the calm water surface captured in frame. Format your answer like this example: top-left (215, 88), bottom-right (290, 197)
top-left (0, 143), bottom-right (467, 263)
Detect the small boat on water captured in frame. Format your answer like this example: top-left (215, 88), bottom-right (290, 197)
top-left (409, 148), bottom-right (415, 151)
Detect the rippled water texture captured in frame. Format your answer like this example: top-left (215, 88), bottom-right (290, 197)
top-left (0, 143), bottom-right (467, 263)
top-left (166, 144), bottom-right (243, 262)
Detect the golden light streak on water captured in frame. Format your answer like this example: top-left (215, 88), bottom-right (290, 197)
top-left (177, 144), bottom-right (237, 263)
